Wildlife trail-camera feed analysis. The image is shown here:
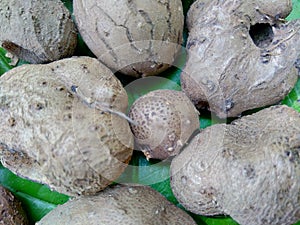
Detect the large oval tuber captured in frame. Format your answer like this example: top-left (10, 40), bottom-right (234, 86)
top-left (36, 184), bottom-right (197, 225)
top-left (73, 0), bottom-right (184, 77)
top-left (129, 89), bottom-right (199, 160)
top-left (170, 105), bottom-right (300, 225)
top-left (0, 0), bottom-right (77, 63)
top-left (0, 57), bottom-right (133, 196)
top-left (182, 0), bottom-right (300, 118)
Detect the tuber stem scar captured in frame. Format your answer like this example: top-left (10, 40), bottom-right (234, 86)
top-left (103, 107), bottom-right (139, 126)
top-left (71, 85), bottom-right (139, 126)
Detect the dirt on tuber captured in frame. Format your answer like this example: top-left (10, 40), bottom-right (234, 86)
top-left (0, 186), bottom-right (29, 225)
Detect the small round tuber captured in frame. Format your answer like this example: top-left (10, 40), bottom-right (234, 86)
top-left (128, 89), bottom-right (200, 160)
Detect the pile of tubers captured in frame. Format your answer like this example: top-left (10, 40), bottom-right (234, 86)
top-left (0, 0), bottom-right (300, 225)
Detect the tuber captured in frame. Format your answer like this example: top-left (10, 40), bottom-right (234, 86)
top-left (0, 57), bottom-right (133, 196)
top-left (171, 105), bottom-right (300, 225)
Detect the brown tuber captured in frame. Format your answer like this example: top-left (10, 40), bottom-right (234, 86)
top-left (36, 184), bottom-right (197, 225)
top-left (0, 186), bottom-right (29, 225)
top-left (170, 105), bottom-right (300, 225)
top-left (0, 0), bottom-right (77, 63)
top-left (181, 0), bottom-right (300, 118)
top-left (0, 57), bottom-right (134, 196)
top-left (73, 0), bottom-right (184, 77)
top-left (128, 89), bottom-right (200, 160)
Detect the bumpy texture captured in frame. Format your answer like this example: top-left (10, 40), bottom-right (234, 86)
top-left (36, 184), bottom-right (197, 225)
top-left (73, 0), bottom-right (184, 77)
top-left (171, 105), bottom-right (300, 225)
top-left (129, 90), bottom-right (199, 160)
top-left (0, 0), bottom-right (77, 63)
top-left (0, 186), bottom-right (29, 225)
top-left (181, 0), bottom-right (300, 118)
top-left (0, 57), bottom-right (134, 196)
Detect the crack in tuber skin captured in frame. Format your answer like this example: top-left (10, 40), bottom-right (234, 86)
top-left (47, 57), bottom-right (138, 126)
top-left (73, 0), bottom-right (184, 77)
top-left (69, 84), bottom-right (137, 125)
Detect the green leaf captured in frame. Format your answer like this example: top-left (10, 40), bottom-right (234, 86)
top-left (282, 78), bottom-right (300, 112)
top-left (13, 192), bottom-right (57, 224)
top-left (0, 164), bottom-right (69, 205)
top-left (287, 0), bottom-right (300, 20)
top-left (198, 215), bottom-right (239, 225)
top-left (182, 0), bottom-right (196, 16)
top-left (0, 164), bottom-right (69, 224)
top-left (61, 0), bottom-right (73, 13)
top-left (0, 48), bottom-right (13, 75)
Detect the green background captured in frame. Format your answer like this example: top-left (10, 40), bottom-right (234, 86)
top-left (1, 0), bottom-right (300, 224)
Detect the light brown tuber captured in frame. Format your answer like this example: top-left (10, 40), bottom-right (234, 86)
top-left (171, 105), bottom-right (300, 225)
top-left (36, 184), bottom-right (197, 225)
top-left (129, 89), bottom-right (199, 160)
top-left (73, 0), bottom-right (184, 77)
top-left (0, 0), bottom-right (77, 63)
top-left (181, 0), bottom-right (300, 118)
top-left (0, 57), bottom-right (133, 196)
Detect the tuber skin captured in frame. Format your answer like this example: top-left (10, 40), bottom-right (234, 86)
top-left (0, 57), bottom-right (134, 196)
top-left (170, 105), bottom-right (300, 225)
top-left (0, 186), bottom-right (29, 225)
top-left (0, 0), bottom-right (77, 63)
top-left (73, 0), bottom-right (184, 77)
top-left (129, 89), bottom-right (200, 160)
top-left (36, 184), bottom-right (197, 225)
top-left (181, 0), bottom-right (300, 118)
